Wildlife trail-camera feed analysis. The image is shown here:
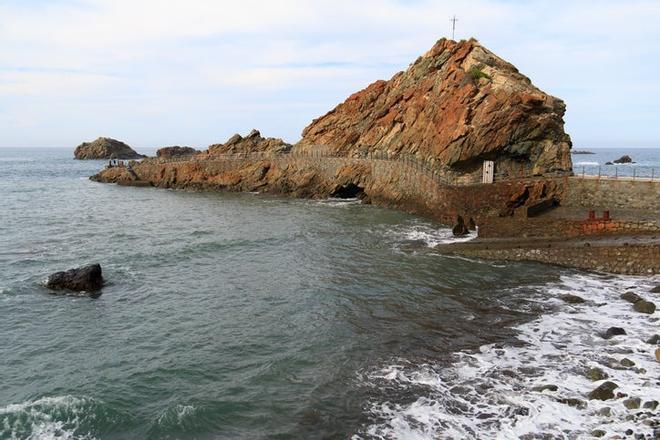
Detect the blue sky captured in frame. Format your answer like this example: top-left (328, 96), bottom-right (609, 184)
top-left (1, 0), bottom-right (659, 148)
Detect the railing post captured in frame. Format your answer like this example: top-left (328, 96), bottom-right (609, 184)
top-left (582, 166), bottom-right (585, 178)
top-left (598, 165), bottom-right (601, 180)
top-left (633, 167), bottom-right (636, 181)
top-left (615, 167), bottom-right (618, 179)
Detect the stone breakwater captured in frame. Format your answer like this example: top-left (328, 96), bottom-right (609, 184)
top-left (91, 151), bottom-right (565, 226)
top-left (440, 237), bottom-right (660, 275)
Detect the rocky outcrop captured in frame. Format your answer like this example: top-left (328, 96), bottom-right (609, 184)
top-left (46, 264), bottom-right (104, 295)
top-left (75, 137), bottom-right (144, 160)
top-left (156, 146), bottom-right (198, 158)
top-left (91, 38), bottom-right (574, 225)
top-left (297, 38), bottom-right (572, 179)
top-left (209, 130), bottom-right (292, 155)
top-left (613, 155), bottom-right (633, 164)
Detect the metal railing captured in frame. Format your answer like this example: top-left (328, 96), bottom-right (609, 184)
top-left (576, 165), bottom-right (657, 181)
top-left (143, 146), bottom-right (569, 187)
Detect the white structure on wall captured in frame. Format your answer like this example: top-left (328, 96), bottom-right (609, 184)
top-left (482, 160), bottom-right (495, 184)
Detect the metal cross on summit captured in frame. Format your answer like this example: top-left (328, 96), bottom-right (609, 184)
top-left (450, 15), bottom-right (458, 40)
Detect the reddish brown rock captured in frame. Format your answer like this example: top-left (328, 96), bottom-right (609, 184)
top-left (297, 38), bottom-right (572, 180)
top-left (156, 146), bottom-right (198, 158)
top-left (209, 130), bottom-right (292, 155)
top-left (75, 137), bottom-right (144, 160)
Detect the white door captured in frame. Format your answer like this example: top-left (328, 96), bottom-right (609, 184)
top-left (482, 160), bottom-right (494, 184)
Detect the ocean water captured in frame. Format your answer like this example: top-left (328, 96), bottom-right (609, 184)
top-left (571, 147), bottom-right (660, 179)
top-left (0, 148), bottom-right (658, 439)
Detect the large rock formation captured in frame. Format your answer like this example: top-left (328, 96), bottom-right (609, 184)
top-left (209, 130), bottom-right (292, 155)
top-left (75, 137), bottom-right (144, 160)
top-left (156, 146), bottom-right (198, 158)
top-left (297, 38), bottom-right (572, 179)
top-left (91, 38), bottom-right (574, 225)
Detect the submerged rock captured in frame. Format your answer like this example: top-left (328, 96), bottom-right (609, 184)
top-left (585, 367), bottom-right (608, 381)
top-left (46, 264), bottom-right (104, 295)
top-left (633, 300), bottom-right (656, 314)
top-left (588, 381), bottom-right (618, 400)
top-left (603, 327), bottom-right (626, 339)
top-left (561, 294), bottom-right (585, 304)
top-left (650, 285), bottom-right (660, 293)
top-left (75, 137), bottom-right (144, 160)
top-left (621, 291), bottom-right (641, 303)
top-left (623, 397), bottom-right (641, 409)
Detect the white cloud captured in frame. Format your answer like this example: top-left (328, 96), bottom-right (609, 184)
top-left (0, 0), bottom-right (659, 147)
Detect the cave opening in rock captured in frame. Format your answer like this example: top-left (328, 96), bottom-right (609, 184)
top-left (331, 183), bottom-right (365, 199)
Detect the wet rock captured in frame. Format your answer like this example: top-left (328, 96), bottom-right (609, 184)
top-left (561, 294), bottom-right (586, 304)
top-left (623, 397), bottom-right (641, 409)
top-left (588, 381), bottom-right (618, 400)
top-left (633, 299), bottom-right (656, 314)
top-left (591, 430), bottom-right (606, 438)
top-left (533, 384), bottom-right (558, 392)
top-left (603, 327), bottom-right (626, 339)
top-left (585, 367), bottom-right (608, 381)
top-left (647, 334), bottom-right (660, 345)
top-left (558, 397), bottom-right (587, 409)
top-left (650, 285), bottom-right (660, 293)
top-left (621, 291), bottom-right (642, 303)
top-left (612, 155), bottom-right (633, 164)
top-left (642, 400), bottom-right (658, 410)
top-left (75, 137), bottom-right (144, 160)
top-left (620, 358), bottom-right (635, 367)
top-left (597, 407), bottom-right (611, 417)
top-left (467, 217), bottom-right (476, 231)
top-left (45, 264), bottom-right (104, 295)
top-left (625, 429), bottom-right (633, 435)
top-left (605, 161), bottom-right (613, 165)
top-left (452, 215), bottom-right (469, 237)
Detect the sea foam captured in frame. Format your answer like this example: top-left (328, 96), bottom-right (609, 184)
top-left (354, 273), bottom-right (659, 439)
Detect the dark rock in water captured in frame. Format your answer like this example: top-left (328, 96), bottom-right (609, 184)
top-left (572, 150), bottom-right (595, 155)
top-left (623, 397), bottom-right (641, 409)
top-left (643, 400), bottom-right (658, 410)
top-left (156, 146), bottom-right (198, 158)
top-left (532, 384), bottom-right (558, 392)
top-left (612, 155), bottom-right (633, 164)
top-left (621, 291), bottom-right (642, 303)
top-left (46, 264), bottom-right (104, 295)
top-left (605, 161), bottom-right (613, 165)
top-left (646, 334), bottom-right (660, 345)
top-left (75, 137), bottom-right (144, 160)
top-left (620, 358), bottom-right (635, 367)
top-left (591, 430), bottom-right (606, 438)
top-left (452, 215), bottom-right (469, 237)
top-left (467, 217), bottom-right (476, 231)
top-left (603, 327), bottom-right (626, 339)
top-left (558, 397), bottom-right (586, 409)
top-left (561, 294), bottom-right (585, 304)
top-left (585, 367), bottom-right (608, 381)
top-left (650, 285), bottom-right (660, 293)
top-left (588, 381), bottom-right (618, 400)
top-left (633, 299), bottom-right (656, 314)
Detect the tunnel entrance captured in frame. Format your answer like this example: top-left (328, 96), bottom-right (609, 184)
top-left (331, 183), bottom-right (365, 199)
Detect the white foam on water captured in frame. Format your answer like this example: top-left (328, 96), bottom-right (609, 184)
top-left (355, 273), bottom-right (659, 439)
top-left (317, 197), bottom-right (363, 207)
top-left (575, 161), bottom-right (600, 166)
top-left (0, 396), bottom-right (98, 440)
top-left (156, 404), bottom-right (197, 426)
top-left (387, 223), bottom-right (475, 248)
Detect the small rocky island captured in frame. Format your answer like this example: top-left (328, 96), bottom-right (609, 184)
top-left (75, 137), bottom-right (145, 160)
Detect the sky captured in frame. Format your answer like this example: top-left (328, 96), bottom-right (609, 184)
top-left (1, 0), bottom-right (659, 149)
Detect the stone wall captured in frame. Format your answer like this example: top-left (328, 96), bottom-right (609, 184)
top-left (562, 177), bottom-right (660, 210)
top-left (479, 217), bottom-right (659, 239)
top-left (454, 244), bottom-right (659, 275)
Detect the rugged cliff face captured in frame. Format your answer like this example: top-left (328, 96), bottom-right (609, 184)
top-left (75, 137), bottom-right (144, 160)
top-left (209, 130), bottom-right (292, 155)
top-left (297, 38), bottom-right (572, 178)
top-left (92, 38), bottom-right (574, 224)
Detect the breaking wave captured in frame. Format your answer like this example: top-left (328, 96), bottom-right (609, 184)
top-left (355, 273), bottom-right (659, 439)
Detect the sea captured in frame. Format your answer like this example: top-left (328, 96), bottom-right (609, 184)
top-left (571, 147), bottom-right (660, 179)
top-left (0, 147), bottom-right (658, 439)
